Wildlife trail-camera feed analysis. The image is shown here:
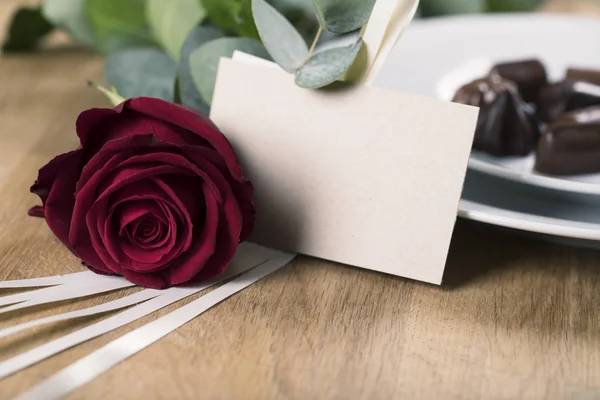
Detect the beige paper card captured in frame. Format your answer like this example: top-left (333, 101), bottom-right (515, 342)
top-left (210, 58), bottom-right (478, 284)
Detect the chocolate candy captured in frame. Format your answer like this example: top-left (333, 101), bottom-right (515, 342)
top-left (453, 74), bottom-right (540, 156)
top-left (490, 59), bottom-right (548, 103)
top-left (567, 67), bottom-right (600, 86)
top-left (554, 105), bottom-right (600, 125)
top-left (535, 123), bottom-right (600, 176)
top-left (537, 79), bottom-right (600, 122)
top-left (452, 73), bottom-right (517, 106)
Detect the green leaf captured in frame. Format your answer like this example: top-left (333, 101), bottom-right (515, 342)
top-left (105, 48), bottom-right (177, 101)
top-left (42, 0), bottom-right (95, 47)
top-left (252, 0), bottom-right (307, 73)
top-left (269, 0), bottom-right (320, 41)
top-left (189, 37), bottom-right (270, 105)
top-left (147, 0), bottom-right (206, 61)
top-left (295, 38), bottom-right (362, 89)
top-left (312, 0), bottom-right (375, 33)
top-left (178, 26), bottom-right (224, 115)
top-left (2, 7), bottom-right (53, 53)
top-left (202, 0), bottom-right (258, 39)
top-left (85, 0), bottom-right (156, 53)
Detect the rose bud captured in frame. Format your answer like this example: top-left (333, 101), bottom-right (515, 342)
top-left (29, 96), bottom-right (255, 289)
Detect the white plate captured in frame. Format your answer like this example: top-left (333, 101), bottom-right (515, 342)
top-left (458, 169), bottom-right (600, 246)
top-left (374, 14), bottom-right (600, 195)
top-left (458, 200), bottom-right (600, 249)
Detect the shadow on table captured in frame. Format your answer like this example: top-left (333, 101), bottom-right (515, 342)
top-left (442, 219), bottom-right (600, 288)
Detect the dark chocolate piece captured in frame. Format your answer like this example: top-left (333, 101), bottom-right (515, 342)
top-left (490, 59), bottom-right (548, 103)
top-left (536, 80), bottom-right (573, 122)
top-left (554, 105), bottom-right (600, 125)
top-left (535, 123), bottom-right (600, 176)
top-left (568, 81), bottom-right (600, 111)
top-left (537, 79), bottom-right (600, 122)
top-left (452, 74), bottom-right (540, 156)
top-left (567, 67), bottom-right (600, 86)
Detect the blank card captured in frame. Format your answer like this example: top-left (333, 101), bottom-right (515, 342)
top-left (210, 57), bottom-right (478, 284)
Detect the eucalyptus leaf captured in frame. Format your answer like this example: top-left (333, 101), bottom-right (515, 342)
top-left (313, 0), bottom-right (375, 33)
top-left (105, 48), bottom-right (177, 101)
top-left (85, 0), bottom-right (156, 53)
top-left (313, 29), bottom-right (360, 53)
top-left (252, 0), bottom-right (308, 73)
top-left (189, 37), bottom-right (270, 104)
top-left (202, 0), bottom-right (258, 39)
top-left (2, 7), bottom-right (53, 53)
top-left (147, 0), bottom-right (206, 61)
top-left (295, 38), bottom-right (362, 89)
top-left (270, 0), bottom-right (314, 13)
top-left (269, 0), bottom-right (319, 41)
top-left (42, 0), bottom-right (95, 46)
top-left (178, 26), bottom-right (224, 114)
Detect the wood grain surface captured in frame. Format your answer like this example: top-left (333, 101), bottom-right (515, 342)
top-left (1, 1), bottom-right (600, 399)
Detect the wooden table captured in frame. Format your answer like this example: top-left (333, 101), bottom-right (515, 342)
top-left (1, 1), bottom-right (599, 399)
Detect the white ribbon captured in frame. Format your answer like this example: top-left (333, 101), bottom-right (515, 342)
top-left (0, 289), bottom-right (160, 339)
top-left (13, 251), bottom-right (295, 400)
top-left (0, 277), bottom-right (135, 314)
top-left (0, 243), bottom-right (278, 379)
top-left (0, 271), bottom-right (94, 289)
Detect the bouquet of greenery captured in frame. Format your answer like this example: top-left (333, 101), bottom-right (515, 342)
top-left (2, 0), bottom-right (543, 115)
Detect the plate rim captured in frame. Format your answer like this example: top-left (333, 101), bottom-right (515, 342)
top-left (467, 158), bottom-right (600, 195)
top-left (458, 199), bottom-right (600, 241)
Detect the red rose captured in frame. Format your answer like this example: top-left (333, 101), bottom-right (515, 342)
top-left (29, 97), bottom-right (255, 289)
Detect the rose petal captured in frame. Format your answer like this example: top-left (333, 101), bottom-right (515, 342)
top-left (76, 105), bottom-right (157, 157)
top-left (109, 181), bottom-right (190, 258)
top-left (28, 205), bottom-right (44, 218)
top-left (84, 177), bottom-right (193, 274)
top-left (192, 211), bottom-right (238, 282)
top-left (76, 103), bottom-right (216, 167)
top-left (165, 182), bottom-right (219, 285)
top-left (118, 201), bottom-right (158, 232)
top-left (123, 203), bottom-right (183, 273)
top-left (76, 106), bottom-right (122, 145)
top-left (72, 163), bottom-right (189, 249)
top-left (124, 97), bottom-right (243, 180)
top-left (122, 269), bottom-right (170, 289)
top-left (117, 203), bottom-right (177, 269)
top-left (72, 166), bottom-right (186, 274)
top-left (101, 199), bottom-right (170, 265)
top-left (155, 175), bottom-right (205, 222)
top-left (87, 264), bottom-right (118, 276)
top-left (180, 146), bottom-right (248, 241)
top-left (152, 178), bottom-right (196, 251)
top-left (181, 146), bottom-right (255, 241)
top-left (129, 216), bottom-right (167, 247)
top-left (75, 135), bottom-right (156, 194)
top-left (72, 236), bottom-right (116, 275)
top-left (233, 180), bottom-right (255, 241)
top-left (114, 152), bottom-right (224, 204)
top-left (30, 150), bottom-right (83, 251)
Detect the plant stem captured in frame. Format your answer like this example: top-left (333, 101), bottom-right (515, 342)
top-left (87, 81), bottom-right (126, 106)
top-left (303, 25), bottom-right (323, 65)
